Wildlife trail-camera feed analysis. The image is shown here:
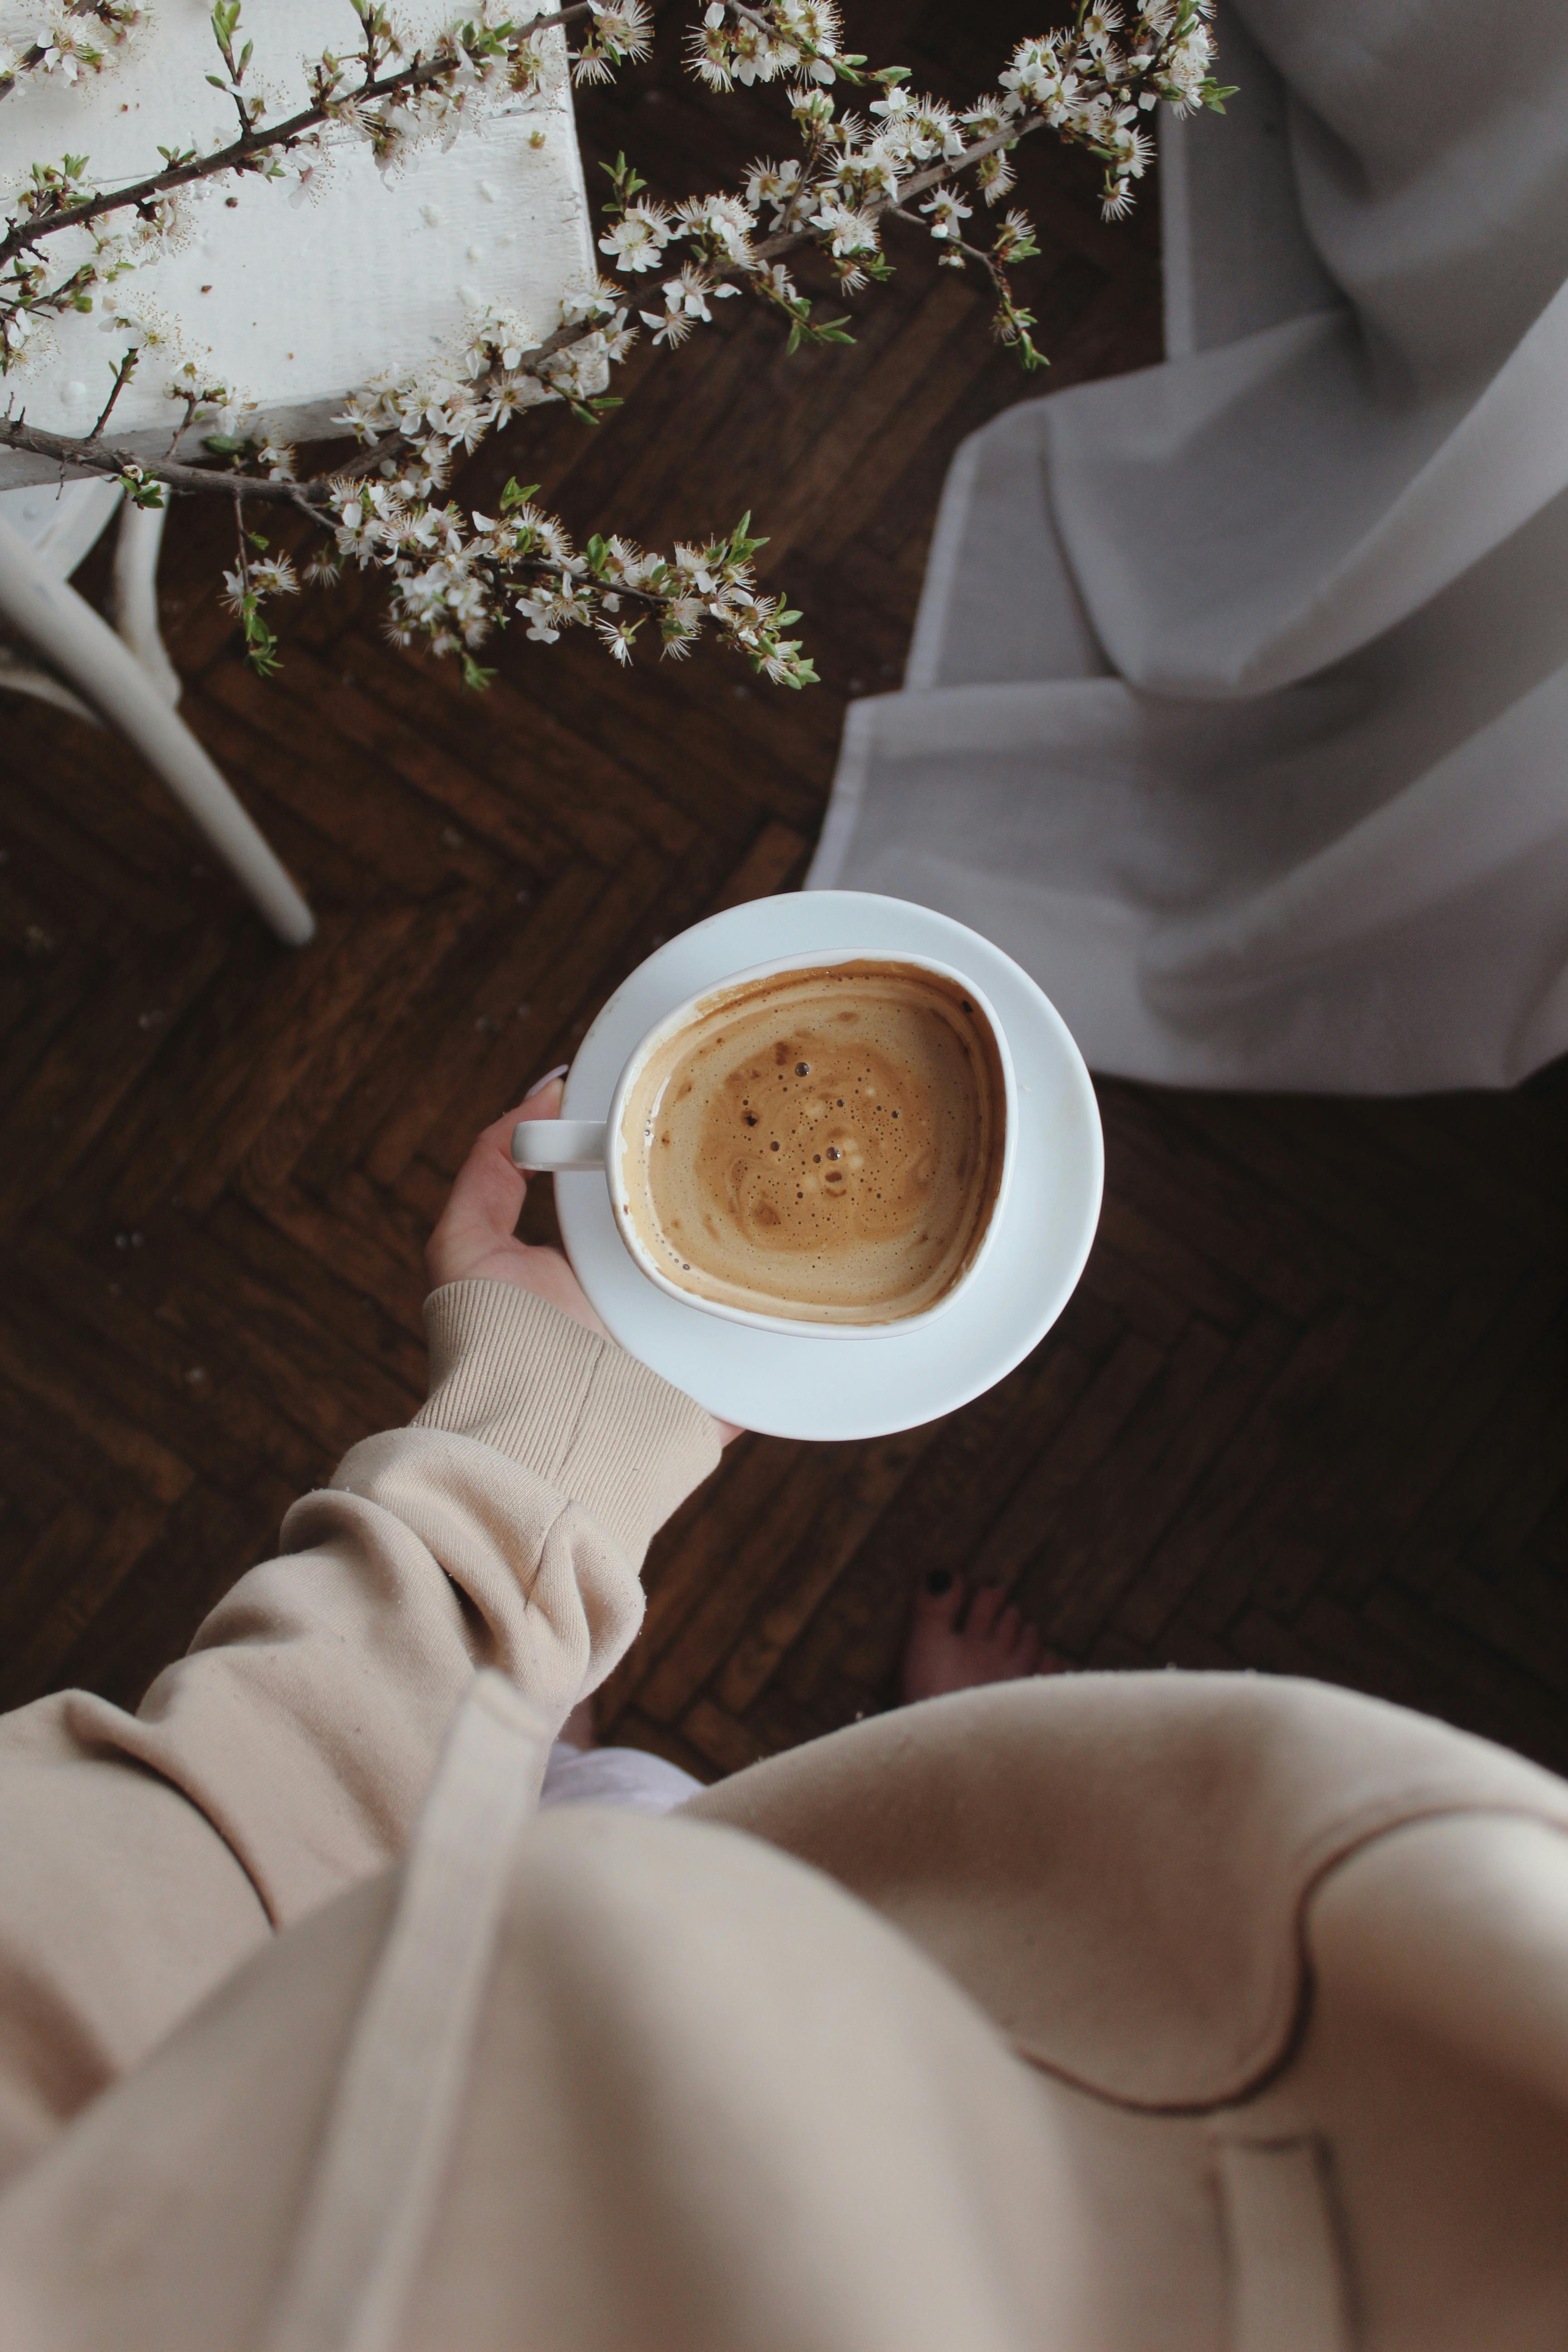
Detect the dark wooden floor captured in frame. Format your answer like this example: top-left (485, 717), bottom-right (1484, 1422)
top-left (2, 1), bottom-right (1564, 1779)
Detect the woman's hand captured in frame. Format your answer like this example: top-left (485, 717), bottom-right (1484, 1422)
top-left (426, 1075), bottom-right (609, 1334)
top-left (426, 1075), bottom-right (743, 1441)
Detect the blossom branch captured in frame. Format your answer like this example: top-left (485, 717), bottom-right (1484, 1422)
top-left (0, 0), bottom-right (1230, 691)
top-left (0, 409), bottom-right (307, 496)
top-left (0, 2), bottom-right (141, 107)
top-left (0, 1), bottom-right (597, 269)
top-left (86, 344), bottom-right (138, 437)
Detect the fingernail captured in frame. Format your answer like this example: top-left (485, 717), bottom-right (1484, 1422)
top-left (925, 1569), bottom-right (953, 1596)
top-left (523, 1063), bottom-right (569, 1102)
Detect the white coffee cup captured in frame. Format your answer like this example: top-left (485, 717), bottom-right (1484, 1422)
top-left (512, 948), bottom-right (1017, 1341)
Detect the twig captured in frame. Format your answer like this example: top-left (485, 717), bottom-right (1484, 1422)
top-left (163, 389), bottom-right (198, 458)
top-left (0, 413), bottom-right (285, 495)
top-left (288, 488), bottom-right (336, 530)
top-left (888, 202), bottom-right (1004, 288)
top-left (0, 2), bottom-right (595, 267)
top-left (0, 77), bottom-right (1118, 509)
top-left (0, 98), bottom-right (1036, 500)
top-left (87, 344), bottom-right (138, 438)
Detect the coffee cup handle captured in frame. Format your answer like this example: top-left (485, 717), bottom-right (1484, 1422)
top-left (510, 1118), bottom-right (610, 1173)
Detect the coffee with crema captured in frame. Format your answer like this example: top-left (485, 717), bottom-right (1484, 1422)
top-left (618, 960), bottom-right (1005, 1324)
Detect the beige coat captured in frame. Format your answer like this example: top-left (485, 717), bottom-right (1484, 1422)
top-left (0, 1280), bottom-right (1563, 2350)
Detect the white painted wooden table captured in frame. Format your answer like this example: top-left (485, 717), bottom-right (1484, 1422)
top-left (0, 0), bottom-right (595, 942)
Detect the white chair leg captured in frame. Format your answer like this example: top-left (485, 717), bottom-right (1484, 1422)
top-left (0, 511), bottom-right (315, 946)
top-left (108, 495), bottom-right (183, 709)
top-left (0, 638), bottom-right (103, 726)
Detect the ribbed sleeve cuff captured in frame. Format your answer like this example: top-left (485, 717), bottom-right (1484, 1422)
top-left (411, 1281), bottom-right (722, 1565)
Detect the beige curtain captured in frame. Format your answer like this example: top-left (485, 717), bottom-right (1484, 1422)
top-left (808, 0), bottom-right (1568, 1092)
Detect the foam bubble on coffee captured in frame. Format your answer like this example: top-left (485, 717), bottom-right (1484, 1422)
top-left (619, 961), bottom-right (1005, 1324)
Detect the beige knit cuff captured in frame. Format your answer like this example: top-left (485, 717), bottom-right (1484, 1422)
top-left (411, 1280), bottom-right (722, 1566)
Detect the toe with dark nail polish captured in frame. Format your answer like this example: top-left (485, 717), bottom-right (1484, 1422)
top-left (926, 1569), bottom-right (953, 1596)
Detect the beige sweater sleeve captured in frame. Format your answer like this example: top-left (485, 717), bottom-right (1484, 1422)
top-left (0, 1281), bottom-right (720, 2183)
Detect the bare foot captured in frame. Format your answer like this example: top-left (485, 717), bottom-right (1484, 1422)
top-left (901, 1571), bottom-right (1068, 1705)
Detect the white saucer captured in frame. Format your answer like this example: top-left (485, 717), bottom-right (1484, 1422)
top-left (557, 892), bottom-right (1103, 1440)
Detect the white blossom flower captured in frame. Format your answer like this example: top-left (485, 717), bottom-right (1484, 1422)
top-left (440, 391), bottom-right (489, 451)
top-left (761, 262), bottom-right (804, 308)
top-left (790, 86), bottom-right (834, 130)
top-left (891, 98), bottom-right (956, 163)
top-left (726, 18), bottom-right (793, 85)
top-left (33, 23), bottom-right (92, 82)
top-left (559, 274), bottom-right (622, 326)
top-left (1107, 115), bottom-right (1153, 177)
top-left (520, 510), bottom-right (573, 564)
top-left (974, 148), bottom-right (1016, 203)
top-left (1000, 39), bottom-right (1078, 123)
top-left (544, 329), bottom-right (612, 398)
top-left (1161, 26), bottom-right (1213, 107)
top-left (334, 496), bottom-right (377, 552)
top-left (810, 199), bottom-right (878, 258)
top-left (920, 188), bottom-right (970, 240)
top-left (640, 300), bottom-right (694, 350)
top-left (598, 203), bottom-right (672, 273)
top-left (659, 596), bottom-right (704, 657)
top-left (333, 391), bottom-right (382, 444)
top-left (490, 371), bottom-right (555, 423)
top-left (777, 0), bottom-right (841, 48)
top-left (745, 157), bottom-right (802, 218)
top-left (677, 192), bottom-right (756, 259)
top-left (596, 617), bottom-right (639, 663)
top-left (249, 555), bottom-right (299, 597)
top-left (603, 535), bottom-right (659, 588)
top-left (600, 0), bottom-right (653, 41)
top-left (469, 304), bottom-right (536, 372)
top-left (550, 573), bottom-right (596, 622)
top-left (1081, 6), bottom-right (1125, 55)
top-left (673, 543), bottom-right (720, 594)
top-left (686, 16), bottom-right (735, 90)
top-left (853, 137), bottom-right (903, 199)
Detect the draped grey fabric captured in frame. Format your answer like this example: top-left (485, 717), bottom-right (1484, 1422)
top-left (808, 0), bottom-right (1568, 1091)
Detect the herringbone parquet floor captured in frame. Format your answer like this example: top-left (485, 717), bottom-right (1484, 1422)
top-left (2, 1), bottom-right (1564, 1779)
